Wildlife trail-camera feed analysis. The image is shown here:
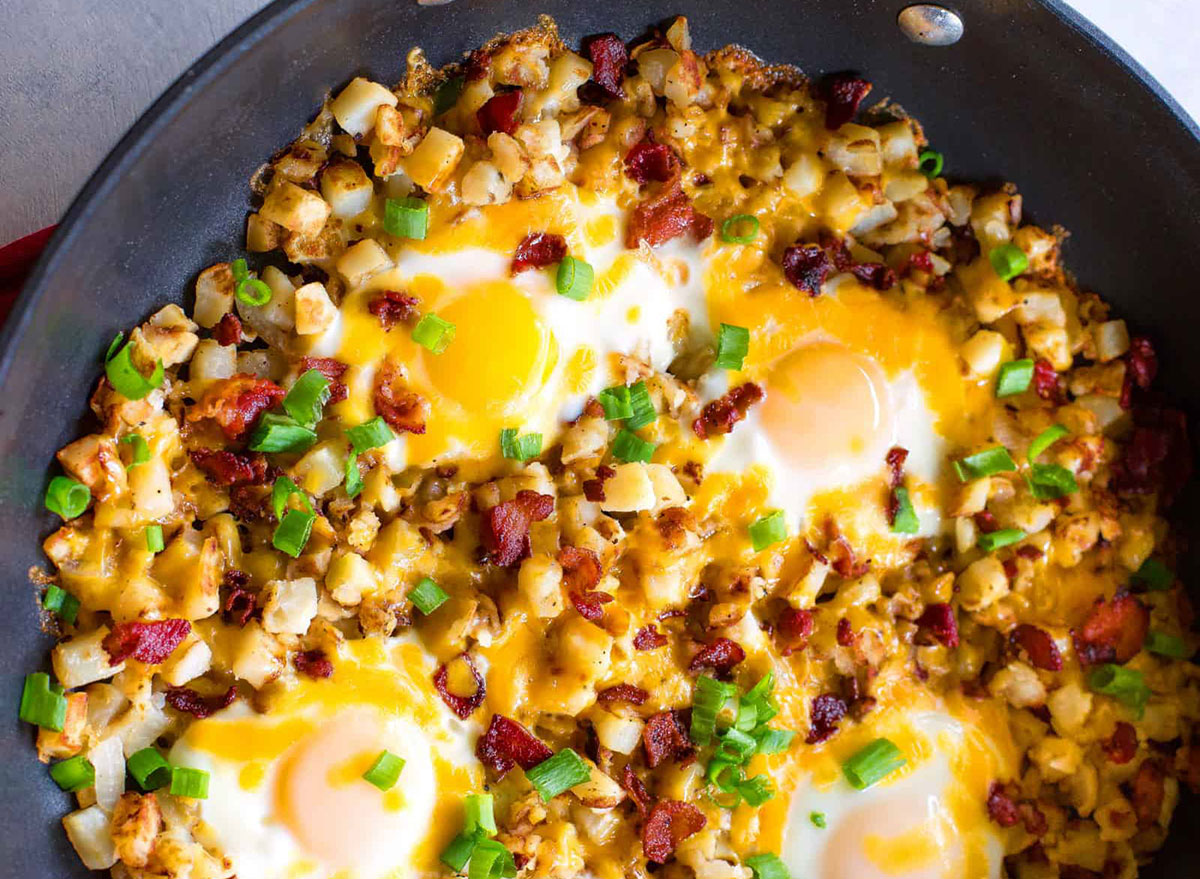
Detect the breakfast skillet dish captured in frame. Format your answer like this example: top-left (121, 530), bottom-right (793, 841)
top-left (18, 13), bottom-right (1199, 879)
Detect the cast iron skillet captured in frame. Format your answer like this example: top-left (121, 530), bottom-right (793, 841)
top-left (4, 0), bottom-right (1199, 875)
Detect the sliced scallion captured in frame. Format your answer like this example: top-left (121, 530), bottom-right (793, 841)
top-left (283, 369), bottom-right (332, 428)
top-left (410, 577), bottom-right (449, 615)
top-left (842, 738), bottom-right (906, 790)
top-left (714, 323), bottom-right (750, 370)
top-left (385, 197), bottom-right (429, 240)
top-left (412, 313), bottom-right (456, 354)
top-left (44, 476), bottom-right (90, 521)
top-left (525, 748), bottom-right (590, 801)
top-left (556, 256), bottom-right (594, 301)
top-left (749, 510), bottom-right (787, 551)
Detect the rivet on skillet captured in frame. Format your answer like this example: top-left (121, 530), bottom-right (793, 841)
top-left (897, 4), bottom-right (965, 46)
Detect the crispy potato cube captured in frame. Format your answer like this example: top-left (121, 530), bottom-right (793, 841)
top-left (293, 282), bottom-right (337, 335)
top-left (53, 628), bottom-right (125, 689)
top-left (193, 263), bottom-right (235, 328)
top-left (37, 692), bottom-right (88, 762)
top-left (262, 577), bottom-right (319, 636)
top-left (404, 127), bottom-right (464, 192)
top-left (259, 181), bottom-right (331, 237)
top-left (246, 212), bottom-right (285, 252)
top-left (63, 805), bottom-right (117, 870)
top-left (336, 238), bottom-right (392, 288)
top-left (320, 160), bottom-right (375, 219)
top-left (110, 792), bottom-right (162, 868)
top-left (330, 77), bottom-right (398, 137)
top-left (231, 622), bottom-right (284, 688)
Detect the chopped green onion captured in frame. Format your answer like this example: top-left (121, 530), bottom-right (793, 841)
top-left (810, 811), bottom-right (827, 828)
top-left (271, 476), bottom-right (313, 521)
top-left (346, 416), bottom-right (395, 453)
top-left (714, 323), bottom-right (750, 370)
top-left (464, 793), bottom-right (497, 837)
top-left (104, 334), bottom-right (165, 400)
top-left (742, 671), bottom-right (774, 707)
top-left (716, 727), bottom-right (758, 763)
top-left (500, 428), bottom-right (543, 462)
top-left (410, 577), bottom-right (449, 615)
top-left (344, 451), bottom-right (363, 498)
top-left (597, 385), bottom-right (634, 420)
top-left (995, 359), bottom-right (1034, 397)
top-left (273, 509), bottom-right (316, 558)
top-left (1132, 558), bottom-right (1174, 591)
top-left (690, 675), bottom-right (736, 746)
top-left (749, 510), bottom-right (787, 551)
top-left (954, 446), bottom-right (1017, 480)
top-left (236, 277), bottom-right (272, 307)
top-left (890, 487), bottom-right (920, 534)
top-left (1145, 631), bottom-right (1189, 659)
top-left (611, 429), bottom-right (655, 463)
top-left (745, 852), bottom-right (790, 879)
top-left (738, 774), bottom-right (775, 806)
top-left (1027, 463), bottom-right (1077, 500)
top-left (434, 75), bottom-right (466, 116)
top-left (525, 748), bottom-right (590, 801)
top-left (385, 197), bottom-right (429, 240)
top-left (707, 757), bottom-right (744, 794)
top-left (248, 413), bottom-right (318, 454)
top-left (128, 747), bottom-right (173, 790)
top-left (989, 243), bottom-right (1029, 282)
top-left (977, 529), bottom-right (1026, 552)
top-left (44, 476), bottom-right (90, 520)
top-left (412, 313), bottom-right (455, 354)
top-left (231, 258), bottom-right (249, 283)
top-left (145, 525), bottom-right (164, 553)
top-left (917, 150), bottom-right (944, 178)
top-left (362, 750), bottom-right (406, 790)
top-left (1088, 664), bottom-right (1151, 718)
top-left (556, 256), bottom-right (594, 301)
top-left (753, 727), bottom-right (796, 755)
top-left (18, 673), bottom-right (67, 731)
top-left (843, 737), bottom-right (906, 790)
top-left (1028, 424), bottom-right (1070, 461)
top-left (734, 700), bottom-right (759, 733)
top-left (720, 214), bottom-right (760, 244)
top-left (468, 838), bottom-right (517, 879)
top-left (169, 766), bottom-right (210, 799)
top-left (626, 381), bottom-right (656, 430)
top-left (441, 832), bottom-right (480, 872)
top-left (43, 586), bottom-right (80, 625)
top-left (284, 369), bottom-right (332, 428)
top-left (121, 433), bottom-right (151, 468)
top-left (49, 755), bottom-right (95, 792)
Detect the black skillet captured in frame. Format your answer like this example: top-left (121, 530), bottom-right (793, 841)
top-left (3, 0), bottom-right (1198, 875)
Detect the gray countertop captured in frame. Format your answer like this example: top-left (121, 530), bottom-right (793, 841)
top-left (0, 0), bottom-right (1196, 245)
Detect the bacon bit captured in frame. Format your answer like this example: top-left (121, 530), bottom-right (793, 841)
top-left (481, 490), bottom-right (555, 566)
top-left (373, 362), bottom-right (429, 434)
top-left (165, 685), bottom-right (237, 719)
top-left (974, 510), bottom-right (999, 534)
top-left (1073, 593), bottom-right (1150, 666)
top-left (511, 232), bottom-right (568, 275)
top-left (1019, 802), bottom-right (1048, 837)
top-left (190, 375), bottom-right (285, 441)
top-left (806, 693), bottom-right (848, 744)
top-left (477, 90), bottom-right (522, 136)
top-left (620, 764), bottom-right (653, 817)
top-left (633, 625), bottom-right (668, 651)
top-left (986, 782), bottom-right (1021, 828)
top-left (299, 356), bottom-right (349, 404)
top-left (836, 618), bottom-right (855, 647)
top-left (1032, 358), bottom-right (1065, 404)
top-left (465, 48), bottom-right (491, 81)
top-left (643, 711), bottom-right (695, 768)
top-left (433, 653), bottom-right (486, 719)
top-left (903, 250), bottom-right (935, 276)
top-left (781, 243), bottom-right (832, 296)
top-left (212, 313), bottom-right (242, 347)
top-left (1102, 722), bottom-right (1138, 764)
top-left (1122, 336), bottom-right (1158, 411)
top-left (885, 446), bottom-right (909, 526)
top-left (103, 619), bottom-right (191, 665)
top-left (223, 572), bottom-right (258, 627)
top-left (1010, 624), bottom-right (1062, 671)
top-left (828, 534), bottom-right (870, 579)
top-left (1130, 759), bottom-right (1166, 827)
top-left (561, 545), bottom-right (611, 622)
top-left (687, 637), bottom-right (745, 674)
top-left (916, 604), bottom-right (960, 648)
top-left (626, 183), bottom-right (713, 249)
top-left (292, 649), bottom-right (334, 679)
top-left (624, 139), bottom-right (679, 185)
top-left (1016, 545), bottom-right (1044, 561)
top-left (190, 448), bottom-right (270, 486)
top-left (597, 684), bottom-right (649, 706)
top-left (643, 799), bottom-right (706, 864)
top-left (822, 75), bottom-right (872, 130)
top-left (850, 262), bottom-right (897, 290)
top-left (692, 382), bottom-right (764, 440)
top-left (777, 607), bottom-right (815, 656)
top-left (475, 714), bottom-right (553, 776)
top-left (583, 33), bottom-right (627, 99)
top-left (1111, 407), bottom-right (1191, 503)
top-left (571, 589), bottom-right (614, 623)
top-left (582, 466), bottom-right (610, 502)
top-left (368, 291), bottom-right (419, 330)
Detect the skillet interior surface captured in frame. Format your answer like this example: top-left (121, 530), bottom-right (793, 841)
top-left (3, 0), bottom-right (1199, 875)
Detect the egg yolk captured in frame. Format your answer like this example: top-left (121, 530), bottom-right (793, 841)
top-left (759, 343), bottom-right (896, 476)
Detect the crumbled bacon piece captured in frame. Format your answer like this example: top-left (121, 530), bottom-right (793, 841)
top-left (624, 139), bottom-right (679, 185)
top-left (621, 763), bottom-right (653, 817)
top-left (643, 711), bottom-right (695, 768)
top-left (481, 490), bottom-right (555, 566)
top-left (850, 261), bottom-right (897, 290)
top-left (597, 683), bottom-right (649, 706)
top-left (828, 534), bottom-right (870, 579)
top-left (368, 291), bottom-right (419, 330)
top-left (165, 685), bottom-right (237, 719)
top-left (626, 183), bottom-right (713, 249)
top-left (561, 547), bottom-right (611, 622)
top-left (582, 464), bottom-right (613, 502)
top-left (986, 782), bottom-right (1021, 828)
top-left (776, 607), bottom-right (814, 656)
top-left (433, 653), bottom-right (486, 719)
top-left (916, 604), bottom-right (960, 649)
top-left (511, 232), bottom-right (568, 275)
top-left (212, 313), bottom-right (242, 347)
top-left (477, 90), bottom-right (522, 136)
top-left (1124, 336), bottom-right (1158, 406)
top-left (885, 447), bottom-right (908, 488)
top-left (1111, 407), bottom-right (1191, 503)
top-left (299, 356), bottom-right (349, 404)
top-left (687, 637), bottom-right (745, 674)
top-left (643, 800), bottom-right (706, 864)
top-left (822, 75), bottom-right (872, 130)
top-left (1102, 722), bottom-right (1138, 764)
top-left (781, 243), bottom-right (832, 296)
top-left (1010, 624), bottom-right (1062, 671)
top-left (1130, 759), bottom-right (1166, 827)
top-left (1032, 358), bottom-right (1065, 404)
top-left (571, 589), bottom-right (614, 622)
top-left (476, 714), bottom-right (553, 776)
top-left (190, 375), bottom-right (285, 441)
top-left (223, 570), bottom-right (258, 627)
top-left (374, 362), bottom-right (429, 434)
top-left (190, 448), bottom-right (270, 486)
top-left (1073, 593), bottom-right (1150, 666)
top-left (464, 48), bottom-right (491, 81)
top-left (692, 382), bottom-right (764, 440)
top-left (103, 619), bottom-right (191, 665)
top-left (1019, 802), bottom-right (1048, 836)
top-left (633, 625), bottom-right (668, 651)
top-left (584, 33), bottom-right (627, 99)
top-left (836, 618), bottom-right (855, 647)
top-left (903, 250), bottom-right (935, 276)
top-left (293, 649), bottom-right (334, 679)
top-left (974, 510), bottom-right (999, 533)
top-left (806, 693), bottom-right (848, 744)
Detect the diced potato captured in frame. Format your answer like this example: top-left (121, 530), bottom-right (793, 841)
top-left (108, 696), bottom-right (170, 757)
top-left (37, 691), bottom-right (88, 761)
top-left (246, 212), bottom-right (285, 252)
top-left (53, 628), bottom-right (125, 689)
top-left (88, 734), bottom-right (125, 812)
top-left (231, 622), bottom-right (284, 688)
top-left (237, 349), bottom-right (284, 381)
top-left (63, 805), bottom-right (117, 870)
top-left (488, 132), bottom-right (528, 184)
top-left (404, 127), bottom-right (464, 192)
top-left (56, 434), bottom-right (126, 501)
top-left (637, 48), bottom-right (678, 95)
top-left (600, 463), bottom-right (656, 513)
top-left (461, 160), bottom-right (512, 206)
top-left (259, 181), bottom-right (331, 237)
top-left (128, 457), bottom-right (174, 520)
top-left (326, 552), bottom-right (377, 606)
top-left (111, 792), bottom-right (161, 868)
top-left (989, 661), bottom-right (1046, 709)
top-left (294, 282), bottom-right (337, 335)
top-left (193, 263), bottom-right (235, 328)
top-left (1095, 319), bottom-right (1130, 362)
top-left (330, 77), bottom-right (399, 137)
top-left (261, 578), bottom-right (319, 636)
top-left (591, 708), bottom-right (643, 755)
top-left (1048, 681), bottom-right (1093, 737)
top-left (293, 441), bottom-right (348, 497)
top-left (528, 52), bottom-right (592, 119)
top-left (817, 171), bottom-right (870, 233)
top-left (1029, 735), bottom-right (1083, 781)
top-left (320, 160), bottom-right (375, 219)
top-left (518, 553), bottom-right (565, 619)
top-left (570, 759), bottom-right (625, 809)
top-left (336, 238), bottom-right (392, 288)
top-left (957, 555), bottom-right (1009, 611)
top-left (783, 152), bottom-right (825, 199)
top-left (134, 305), bottom-right (199, 367)
top-left (645, 464), bottom-right (687, 512)
top-left (960, 329), bottom-right (1007, 378)
top-left (878, 120), bottom-right (918, 167)
top-left (159, 638), bottom-right (213, 687)
top-left (189, 339), bottom-right (237, 386)
top-left (827, 123), bottom-right (882, 176)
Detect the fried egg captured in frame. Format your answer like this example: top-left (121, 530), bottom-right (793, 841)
top-left (169, 638), bottom-right (479, 879)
